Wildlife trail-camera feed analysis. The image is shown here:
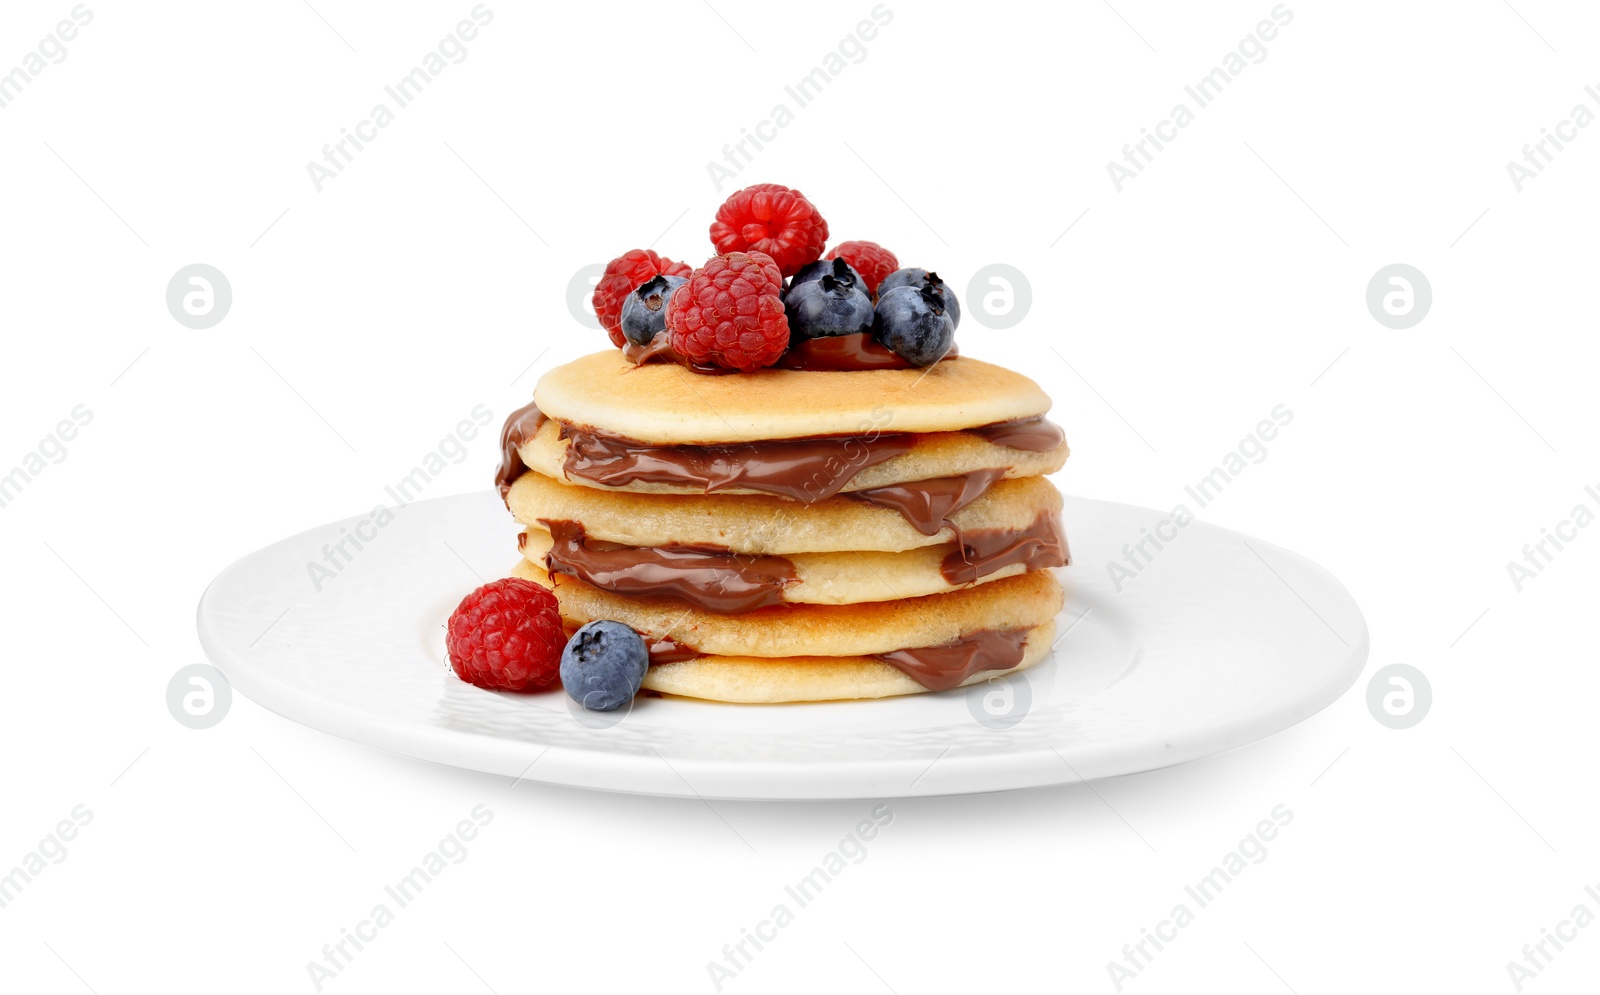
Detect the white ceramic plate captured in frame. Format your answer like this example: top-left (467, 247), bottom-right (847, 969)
top-left (197, 492), bottom-right (1367, 799)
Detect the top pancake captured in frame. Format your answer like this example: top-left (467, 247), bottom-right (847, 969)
top-left (534, 350), bottom-right (1053, 444)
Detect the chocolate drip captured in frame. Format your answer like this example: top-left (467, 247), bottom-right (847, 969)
top-left (495, 400), bottom-right (546, 502)
top-left (542, 520), bottom-right (797, 614)
top-left (941, 513), bottom-right (1069, 585)
top-left (561, 426), bottom-right (917, 503)
top-left (873, 628), bottom-right (1031, 692)
top-left (644, 633), bottom-right (700, 664)
top-left (970, 416), bottom-right (1065, 452)
top-left (849, 468), bottom-right (1009, 537)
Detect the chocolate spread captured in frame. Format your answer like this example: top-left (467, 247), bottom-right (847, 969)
top-left (542, 520), bottom-right (797, 614)
top-left (775, 333), bottom-right (914, 371)
top-left (941, 513), bottom-right (1069, 585)
top-left (496, 400), bottom-right (547, 501)
top-left (872, 628), bottom-right (1031, 691)
top-left (849, 468), bottom-right (1010, 536)
top-left (561, 425), bottom-right (918, 503)
top-left (969, 416), bottom-right (1065, 452)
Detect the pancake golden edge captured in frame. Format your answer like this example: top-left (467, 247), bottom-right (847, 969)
top-left (518, 417), bottom-right (1068, 496)
top-left (534, 350), bottom-right (1053, 444)
top-left (639, 619), bottom-right (1056, 703)
top-left (508, 470), bottom-right (1063, 554)
top-left (511, 561), bottom-right (1064, 658)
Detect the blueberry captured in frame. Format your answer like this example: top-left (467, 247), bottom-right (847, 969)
top-left (783, 261), bottom-right (875, 341)
top-left (560, 620), bottom-right (648, 711)
top-left (787, 257), bottom-right (864, 298)
top-left (876, 268), bottom-right (960, 328)
top-left (873, 283), bottom-right (956, 366)
top-left (620, 275), bottom-right (687, 347)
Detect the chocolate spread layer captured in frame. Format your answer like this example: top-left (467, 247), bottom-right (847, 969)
top-left (849, 468), bottom-right (1010, 536)
top-left (872, 628), bottom-right (1031, 691)
top-left (560, 425), bottom-right (917, 503)
top-left (541, 520), bottom-right (796, 614)
top-left (969, 415), bottom-right (1065, 452)
top-left (941, 513), bottom-right (1069, 585)
top-left (496, 400), bottom-right (546, 502)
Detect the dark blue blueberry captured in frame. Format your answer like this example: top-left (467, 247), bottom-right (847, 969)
top-left (876, 268), bottom-right (960, 328)
top-left (619, 274), bottom-right (687, 347)
top-left (872, 283), bottom-right (956, 366)
top-left (786, 256), bottom-right (864, 299)
top-left (783, 262), bottom-right (875, 341)
top-left (559, 620), bottom-right (648, 711)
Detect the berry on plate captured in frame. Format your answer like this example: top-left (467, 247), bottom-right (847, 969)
top-left (877, 268), bottom-right (960, 328)
top-left (666, 251), bottom-right (790, 371)
top-left (560, 620), bottom-right (649, 712)
top-left (783, 259), bottom-right (874, 341)
top-left (825, 241), bottom-right (898, 296)
top-left (593, 250), bottom-right (692, 348)
top-left (709, 184), bottom-right (829, 277)
top-left (873, 283), bottom-right (956, 367)
top-left (446, 578), bottom-right (566, 691)
top-left (620, 274), bottom-right (688, 347)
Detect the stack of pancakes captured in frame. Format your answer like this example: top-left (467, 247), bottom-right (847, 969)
top-left (497, 350), bottom-right (1070, 703)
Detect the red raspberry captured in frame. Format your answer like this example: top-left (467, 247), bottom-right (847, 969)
top-left (826, 241), bottom-right (899, 296)
top-left (593, 250), bottom-right (692, 348)
top-left (709, 184), bottom-right (829, 277)
top-left (446, 578), bottom-right (566, 691)
top-left (666, 251), bottom-right (789, 371)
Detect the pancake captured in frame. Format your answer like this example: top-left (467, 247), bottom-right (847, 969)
top-left (507, 470), bottom-right (1063, 554)
top-left (510, 560), bottom-right (1064, 659)
top-left (514, 416), bottom-right (1067, 497)
top-left (534, 350), bottom-right (1053, 444)
top-left (638, 619), bottom-right (1056, 703)
top-left (520, 511), bottom-right (1066, 608)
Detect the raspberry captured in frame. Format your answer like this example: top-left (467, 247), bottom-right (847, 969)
top-left (446, 578), bottom-right (566, 691)
top-left (709, 184), bottom-right (829, 277)
top-left (826, 241), bottom-right (899, 296)
top-left (666, 251), bottom-right (789, 371)
top-left (593, 250), bottom-right (692, 348)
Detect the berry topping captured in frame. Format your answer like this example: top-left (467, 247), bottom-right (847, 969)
top-left (709, 183), bottom-right (829, 277)
top-left (446, 578), bottom-right (566, 691)
top-left (788, 256), bottom-right (864, 296)
top-left (873, 283), bottom-right (956, 367)
top-left (560, 620), bottom-right (649, 712)
top-left (594, 250), bottom-right (692, 348)
top-left (620, 274), bottom-right (688, 347)
top-left (666, 251), bottom-right (790, 371)
top-left (783, 259), bottom-right (875, 342)
top-left (878, 268), bottom-right (961, 328)
top-left (826, 241), bottom-right (899, 296)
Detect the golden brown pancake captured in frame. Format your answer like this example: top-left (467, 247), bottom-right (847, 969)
top-left (507, 470), bottom-right (1062, 554)
top-left (534, 350), bottom-right (1053, 444)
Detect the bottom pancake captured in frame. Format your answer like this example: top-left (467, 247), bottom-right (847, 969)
top-left (639, 618), bottom-right (1055, 703)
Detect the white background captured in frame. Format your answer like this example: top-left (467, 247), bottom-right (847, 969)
top-left (2, 0), bottom-right (1597, 992)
